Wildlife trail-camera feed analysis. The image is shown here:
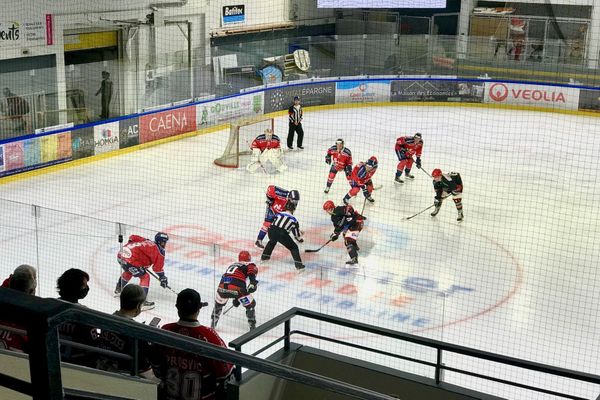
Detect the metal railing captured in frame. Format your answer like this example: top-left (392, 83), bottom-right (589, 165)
top-left (0, 289), bottom-right (397, 400)
top-left (230, 308), bottom-right (600, 400)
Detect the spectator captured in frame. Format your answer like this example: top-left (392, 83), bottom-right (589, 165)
top-left (95, 284), bottom-right (153, 375)
top-left (1, 87), bottom-right (29, 132)
top-left (2, 264), bottom-right (37, 290)
top-left (56, 268), bottom-right (97, 365)
top-left (0, 266), bottom-right (37, 352)
top-left (155, 289), bottom-right (233, 400)
top-left (95, 71), bottom-right (113, 119)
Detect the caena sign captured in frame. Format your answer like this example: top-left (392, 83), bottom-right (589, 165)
top-left (484, 82), bottom-right (579, 110)
top-left (140, 106), bottom-right (197, 144)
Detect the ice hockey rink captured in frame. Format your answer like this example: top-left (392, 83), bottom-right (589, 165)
top-left (1, 104), bottom-right (599, 398)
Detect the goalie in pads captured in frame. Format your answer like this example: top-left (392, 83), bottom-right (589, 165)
top-left (247, 128), bottom-right (287, 173)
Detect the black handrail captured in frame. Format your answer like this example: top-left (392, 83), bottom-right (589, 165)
top-left (229, 307), bottom-right (600, 399)
top-left (0, 289), bottom-right (397, 400)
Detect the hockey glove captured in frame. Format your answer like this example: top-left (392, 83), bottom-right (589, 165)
top-left (325, 155), bottom-right (331, 165)
top-left (416, 157), bottom-right (422, 169)
top-left (247, 282), bottom-right (258, 293)
top-left (330, 233), bottom-right (339, 242)
top-left (158, 273), bottom-right (169, 288)
top-left (233, 298), bottom-right (241, 307)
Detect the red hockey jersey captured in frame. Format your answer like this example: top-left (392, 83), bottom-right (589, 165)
top-left (395, 136), bottom-right (423, 158)
top-left (350, 162), bottom-right (377, 186)
top-left (250, 134), bottom-right (281, 152)
top-left (158, 321), bottom-right (233, 400)
top-left (117, 235), bottom-right (165, 273)
top-left (326, 146), bottom-right (353, 171)
top-left (266, 185), bottom-right (289, 213)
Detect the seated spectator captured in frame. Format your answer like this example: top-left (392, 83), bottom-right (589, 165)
top-left (2, 264), bottom-right (37, 289)
top-left (0, 267), bottom-right (37, 352)
top-left (56, 268), bottom-right (97, 365)
top-left (155, 288), bottom-right (233, 400)
top-left (95, 284), bottom-right (153, 376)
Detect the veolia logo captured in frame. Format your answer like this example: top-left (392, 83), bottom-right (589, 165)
top-left (488, 83), bottom-right (509, 102)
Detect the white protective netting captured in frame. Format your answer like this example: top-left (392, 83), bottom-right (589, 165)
top-left (214, 116), bottom-right (275, 168)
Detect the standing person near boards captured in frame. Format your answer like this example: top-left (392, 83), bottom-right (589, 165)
top-left (287, 96), bottom-right (304, 150)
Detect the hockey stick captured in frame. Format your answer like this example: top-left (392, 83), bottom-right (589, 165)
top-left (411, 158), bottom-right (431, 178)
top-left (405, 194), bottom-right (449, 220)
top-left (405, 204), bottom-right (436, 220)
top-left (222, 303), bottom-right (235, 316)
top-left (360, 196), bottom-right (368, 215)
top-left (305, 239), bottom-right (332, 253)
top-left (147, 269), bottom-right (179, 295)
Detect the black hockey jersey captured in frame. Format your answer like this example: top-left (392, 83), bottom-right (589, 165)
top-left (330, 205), bottom-right (364, 234)
top-left (433, 172), bottom-right (463, 200)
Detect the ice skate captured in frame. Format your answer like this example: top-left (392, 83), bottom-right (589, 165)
top-left (255, 240), bottom-right (265, 249)
top-left (141, 300), bottom-right (155, 311)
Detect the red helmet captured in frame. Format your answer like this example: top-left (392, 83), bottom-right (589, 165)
top-left (323, 200), bottom-right (335, 213)
top-left (432, 168), bottom-right (442, 178)
top-left (238, 251), bottom-right (251, 262)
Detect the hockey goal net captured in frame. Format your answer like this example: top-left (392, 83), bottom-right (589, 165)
top-left (214, 115), bottom-right (275, 168)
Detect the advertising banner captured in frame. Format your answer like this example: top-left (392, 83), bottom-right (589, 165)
top-left (264, 83), bottom-right (336, 113)
top-left (197, 93), bottom-right (263, 126)
top-left (0, 16), bottom-right (52, 48)
top-left (94, 121), bottom-right (120, 154)
top-left (4, 141), bottom-right (24, 171)
top-left (41, 135), bottom-right (58, 162)
top-left (0, 145), bottom-right (4, 172)
top-left (577, 89), bottom-right (600, 112)
top-left (24, 138), bottom-right (41, 166)
top-left (390, 80), bottom-right (485, 103)
top-left (335, 80), bottom-right (390, 104)
top-left (57, 132), bottom-right (72, 159)
top-left (119, 116), bottom-right (140, 148)
top-left (71, 127), bottom-right (95, 159)
top-left (484, 82), bottom-right (579, 110)
top-left (222, 5), bottom-right (245, 26)
top-left (141, 106), bottom-right (197, 144)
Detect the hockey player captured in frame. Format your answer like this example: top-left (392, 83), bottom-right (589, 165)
top-left (395, 133), bottom-right (423, 183)
top-left (261, 197), bottom-right (305, 271)
top-left (431, 168), bottom-right (464, 221)
top-left (324, 138), bottom-right (353, 193)
top-left (255, 185), bottom-right (299, 249)
top-left (247, 128), bottom-right (287, 173)
top-left (343, 156), bottom-right (378, 205)
top-left (323, 200), bottom-right (365, 265)
top-left (114, 232), bottom-right (170, 309)
top-left (211, 251), bottom-right (259, 331)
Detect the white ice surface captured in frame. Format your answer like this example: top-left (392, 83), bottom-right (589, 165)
top-left (1, 105), bottom-right (599, 399)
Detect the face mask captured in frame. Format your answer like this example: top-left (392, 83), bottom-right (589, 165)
top-left (78, 286), bottom-right (89, 299)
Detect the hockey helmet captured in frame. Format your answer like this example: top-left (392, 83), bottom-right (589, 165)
top-left (431, 168), bottom-right (443, 178)
top-left (264, 128), bottom-right (273, 137)
top-left (238, 251), bottom-right (251, 262)
top-left (366, 156), bottom-right (378, 169)
top-left (335, 138), bottom-right (344, 146)
top-left (323, 200), bottom-right (335, 213)
top-left (288, 190), bottom-right (300, 203)
top-left (414, 132), bottom-right (422, 140)
top-left (155, 232), bottom-right (169, 246)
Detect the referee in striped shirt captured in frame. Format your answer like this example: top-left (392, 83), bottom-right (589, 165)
top-left (260, 192), bottom-right (305, 271)
top-left (287, 96), bottom-right (304, 150)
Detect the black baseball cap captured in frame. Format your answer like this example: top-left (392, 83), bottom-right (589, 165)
top-left (176, 288), bottom-right (208, 314)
